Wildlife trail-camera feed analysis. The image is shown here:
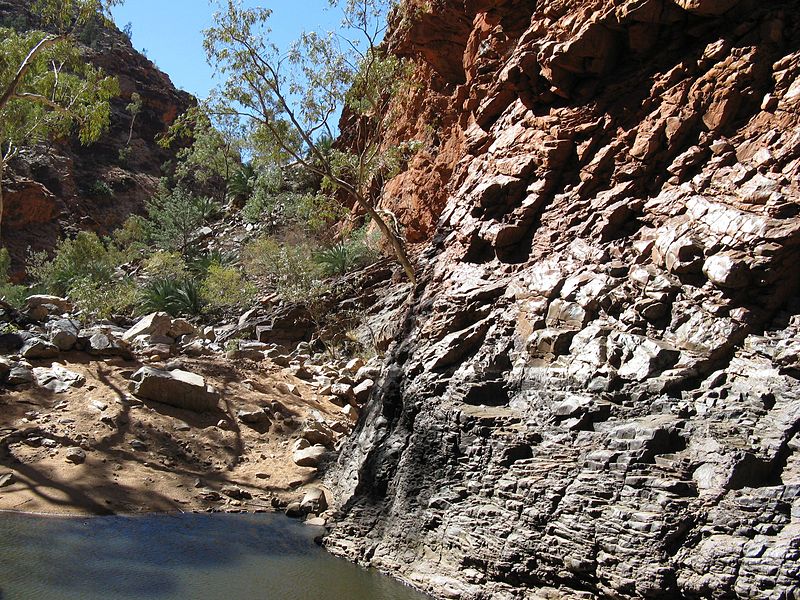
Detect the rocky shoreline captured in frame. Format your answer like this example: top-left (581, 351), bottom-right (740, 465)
top-left (0, 290), bottom-right (391, 522)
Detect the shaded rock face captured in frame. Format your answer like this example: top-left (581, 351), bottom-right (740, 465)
top-left (326, 1), bottom-right (800, 598)
top-left (0, 0), bottom-right (192, 273)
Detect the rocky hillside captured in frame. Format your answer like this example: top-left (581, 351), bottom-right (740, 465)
top-left (325, 0), bottom-right (800, 598)
top-left (0, 0), bottom-right (192, 273)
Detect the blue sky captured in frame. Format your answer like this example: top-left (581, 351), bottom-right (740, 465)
top-left (111, 0), bottom-right (342, 99)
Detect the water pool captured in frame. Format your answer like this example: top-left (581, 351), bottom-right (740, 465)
top-left (0, 512), bottom-right (430, 600)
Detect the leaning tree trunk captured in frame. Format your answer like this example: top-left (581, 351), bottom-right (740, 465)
top-left (353, 192), bottom-right (416, 286)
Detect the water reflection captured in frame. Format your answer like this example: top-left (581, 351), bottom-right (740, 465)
top-left (0, 513), bottom-right (430, 600)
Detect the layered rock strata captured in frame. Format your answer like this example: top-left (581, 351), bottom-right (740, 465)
top-left (326, 0), bottom-right (800, 598)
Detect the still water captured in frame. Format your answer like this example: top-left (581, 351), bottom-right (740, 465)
top-left (0, 512), bottom-right (431, 600)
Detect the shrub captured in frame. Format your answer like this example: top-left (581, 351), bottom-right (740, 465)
top-left (28, 231), bottom-right (121, 296)
top-left (201, 263), bottom-right (257, 310)
top-left (88, 179), bottom-right (114, 198)
top-left (117, 146), bottom-right (132, 164)
top-left (0, 247), bottom-right (11, 283)
top-left (186, 249), bottom-right (234, 276)
top-left (145, 186), bottom-right (213, 257)
top-left (70, 277), bottom-right (137, 319)
top-left (315, 226), bottom-right (380, 276)
top-left (226, 164), bottom-right (254, 206)
top-left (315, 243), bottom-right (354, 276)
top-left (112, 215), bottom-right (149, 260)
top-left (142, 251), bottom-right (188, 280)
top-left (139, 277), bottom-right (204, 317)
top-left (241, 236), bottom-right (323, 301)
top-left (0, 248), bottom-right (30, 308)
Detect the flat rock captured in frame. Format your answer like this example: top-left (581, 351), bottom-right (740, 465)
top-left (129, 367), bottom-right (219, 412)
top-left (33, 363), bottom-right (85, 393)
top-left (292, 445), bottom-right (327, 468)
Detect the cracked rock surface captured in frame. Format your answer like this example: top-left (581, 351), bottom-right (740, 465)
top-left (325, 0), bottom-right (800, 598)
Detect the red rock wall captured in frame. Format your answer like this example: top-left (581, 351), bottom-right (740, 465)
top-left (327, 1), bottom-right (800, 598)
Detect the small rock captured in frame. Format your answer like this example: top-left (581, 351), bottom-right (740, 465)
top-left (285, 501), bottom-right (305, 518)
top-left (221, 485), bottom-right (252, 500)
top-left (7, 365), bottom-right (34, 385)
top-left (122, 312), bottom-right (173, 342)
top-left (292, 444), bottom-right (327, 468)
top-left (48, 319), bottom-right (80, 351)
top-left (345, 358), bottom-right (365, 373)
top-left (300, 487), bottom-right (328, 514)
top-left (342, 404), bottom-right (359, 423)
top-left (330, 383), bottom-right (356, 404)
top-left (276, 381), bottom-right (302, 397)
top-left (352, 379), bottom-right (374, 404)
top-left (65, 447), bottom-right (86, 464)
top-left (91, 400), bottom-right (108, 412)
top-left (237, 409), bottom-right (270, 425)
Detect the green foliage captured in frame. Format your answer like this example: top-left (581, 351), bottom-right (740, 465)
top-left (159, 106), bottom-right (242, 200)
top-left (28, 231), bottom-right (121, 297)
top-left (315, 243), bottom-right (354, 276)
top-left (117, 145), bottom-right (132, 164)
top-left (187, 249), bottom-right (233, 276)
top-left (144, 186), bottom-right (215, 258)
top-left (242, 162), bottom-right (343, 230)
top-left (142, 251), bottom-right (188, 280)
top-left (203, 0), bottom-right (416, 284)
top-left (124, 91), bottom-right (142, 146)
top-left (69, 276), bottom-right (137, 319)
top-left (226, 163), bottom-right (254, 205)
top-left (112, 214), bottom-right (148, 259)
top-left (0, 247), bottom-right (28, 308)
top-left (24, 228), bottom-right (140, 316)
top-left (0, 247), bottom-right (11, 283)
top-left (315, 226), bottom-right (380, 276)
top-left (87, 179), bottom-right (113, 198)
top-left (0, 282), bottom-right (29, 308)
top-left (201, 263), bottom-right (257, 310)
top-left (241, 236), bottom-right (324, 301)
top-left (139, 277), bottom-right (204, 317)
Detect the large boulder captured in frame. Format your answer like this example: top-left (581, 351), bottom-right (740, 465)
top-left (24, 295), bottom-right (73, 321)
top-left (20, 338), bottom-right (60, 359)
top-left (122, 312), bottom-right (173, 341)
top-left (129, 367), bottom-right (219, 412)
top-left (48, 319), bottom-right (80, 351)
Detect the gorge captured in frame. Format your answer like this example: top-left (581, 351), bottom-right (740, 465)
top-left (0, 0), bottom-right (799, 599)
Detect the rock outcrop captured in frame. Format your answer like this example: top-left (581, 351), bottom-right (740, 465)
top-left (325, 1), bottom-right (800, 598)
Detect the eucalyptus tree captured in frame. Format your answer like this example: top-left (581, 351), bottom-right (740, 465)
top-left (158, 106), bottom-right (243, 203)
top-left (0, 0), bottom-right (121, 236)
top-left (204, 0), bottom-right (417, 284)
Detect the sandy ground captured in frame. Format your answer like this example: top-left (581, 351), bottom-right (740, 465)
top-left (0, 352), bottom-right (345, 516)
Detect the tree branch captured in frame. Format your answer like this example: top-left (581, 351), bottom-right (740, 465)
top-left (0, 34), bottom-right (63, 112)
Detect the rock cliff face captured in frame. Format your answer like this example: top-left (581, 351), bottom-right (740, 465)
top-left (0, 0), bottom-right (192, 272)
top-left (326, 0), bottom-right (800, 598)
